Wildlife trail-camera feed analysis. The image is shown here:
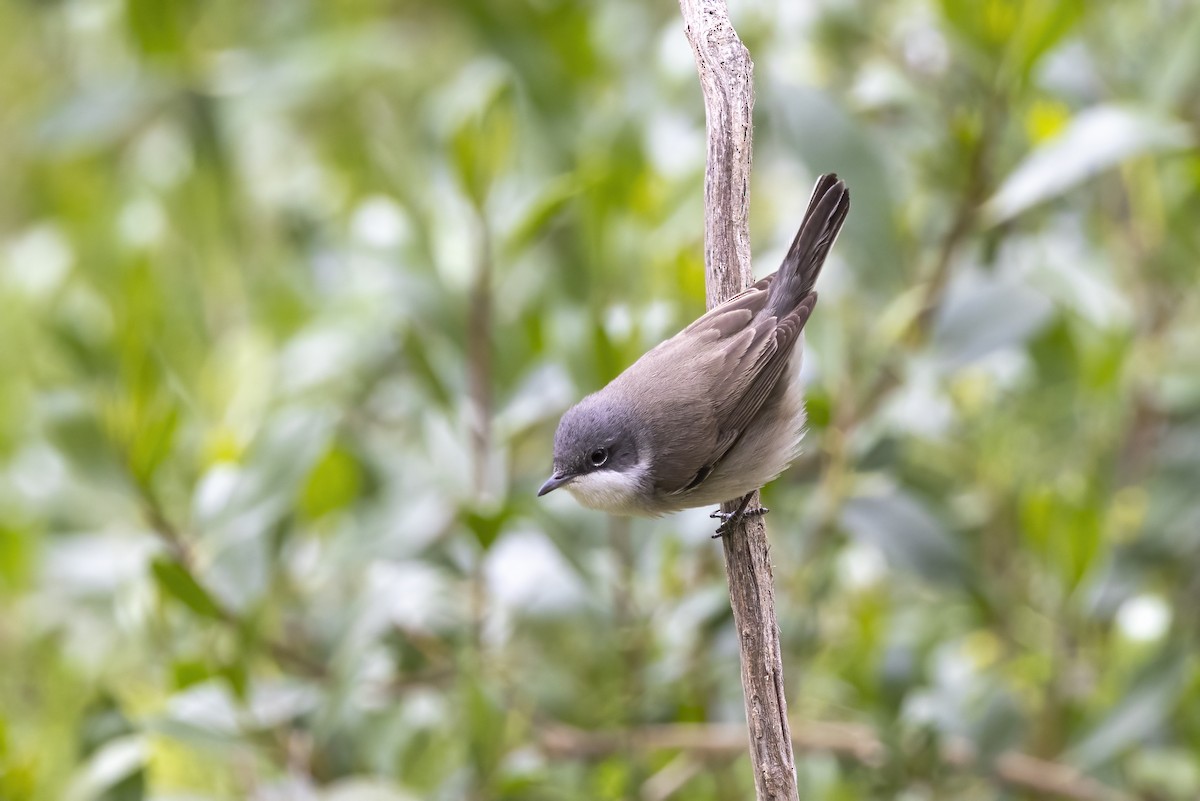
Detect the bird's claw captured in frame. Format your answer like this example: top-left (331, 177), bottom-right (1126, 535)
top-left (709, 504), bottom-right (769, 538)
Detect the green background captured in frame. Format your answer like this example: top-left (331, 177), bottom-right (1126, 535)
top-left (3, 0), bottom-right (1200, 799)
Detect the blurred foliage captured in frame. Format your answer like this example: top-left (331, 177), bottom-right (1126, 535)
top-left (2, 0), bottom-right (1200, 799)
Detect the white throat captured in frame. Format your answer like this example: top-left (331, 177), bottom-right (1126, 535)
top-left (564, 461), bottom-right (651, 516)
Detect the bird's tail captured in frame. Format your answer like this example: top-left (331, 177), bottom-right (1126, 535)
top-left (766, 173), bottom-right (850, 318)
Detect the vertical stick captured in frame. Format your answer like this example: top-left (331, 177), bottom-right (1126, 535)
top-left (677, 1), bottom-right (800, 799)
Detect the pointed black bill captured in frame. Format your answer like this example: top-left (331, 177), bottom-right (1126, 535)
top-left (537, 472), bottom-right (570, 497)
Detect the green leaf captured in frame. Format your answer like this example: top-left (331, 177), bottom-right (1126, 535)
top-left (45, 400), bottom-right (127, 490)
top-left (463, 506), bottom-right (508, 552)
top-left (170, 660), bottom-right (211, 691)
top-left (66, 735), bottom-right (146, 801)
top-left (1150, 9), bottom-right (1200, 108)
top-left (151, 558), bottom-right (225, 620)
top-left (219, 660), bottom-right (249, 702)
top-left (0, 525), bottom-right (31, 592)
top-left (299, 444), bottom-right (363, 520)
top-left (463, 678), bottom-right (507, 785)
top-left (79, 694), bottom-right (135, 758)
top-left (502, 175), bottom-right (579, 258)
top-left (1068, 648), bottom-right (1189, 769)
top-left (937, 0), bottom-right (1083, 79)
top-left (123, 0), bottom-right (198, 60)
top-left (450, 74), bottom-right (516, 208)
top-left (840, 488), bottom-right (971, 589)
top-left (984, 105), bottom-right (1194, 223)
top-left (127, 400), bottom-right (180, 486)
top-left (1009, 0), bottom-right (1085, 79)
top-left (931, 271), bottom-right (1054, 366)
top-left (938, 0), bottom-right (1017, 53)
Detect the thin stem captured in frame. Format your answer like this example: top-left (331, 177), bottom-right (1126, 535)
top-left (468, 208), bottom-right (494, 500)
top-left (677, 1), bottom-right (799, 798)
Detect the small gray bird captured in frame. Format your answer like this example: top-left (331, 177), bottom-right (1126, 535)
top-left (538, 174), bottom-right (849, 529)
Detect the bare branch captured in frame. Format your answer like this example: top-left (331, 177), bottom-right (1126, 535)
top-left (679, 0), bottom-right (754, 303)
top-left (677, 1), bottom-right (798, 799)
top-left (541, 720), bottom-right (881, 764)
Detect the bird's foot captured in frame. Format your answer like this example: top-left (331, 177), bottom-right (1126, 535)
top-left (709, 494), bottom-right (769, 538)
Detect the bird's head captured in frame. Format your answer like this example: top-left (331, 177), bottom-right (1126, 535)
top-left (539, 392), bottom-right (648, 514)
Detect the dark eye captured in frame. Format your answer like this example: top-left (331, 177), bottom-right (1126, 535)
top-left (589, 447), bottom-right (609, 467)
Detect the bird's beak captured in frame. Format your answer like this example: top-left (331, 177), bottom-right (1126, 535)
top-left (538, 471), bottom-right (571, 497)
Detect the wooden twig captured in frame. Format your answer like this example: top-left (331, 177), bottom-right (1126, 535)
top-left (677, 2), bottom-right (798, 799)
top-left (679, 0), bottom-right (754, 304)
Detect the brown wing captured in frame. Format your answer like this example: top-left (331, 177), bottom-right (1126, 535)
top-left (625, 279), bottom-right (814, 497)
top-left (619, 280), bottom-right (767, 495)
top-left (707, 294), bottom-right (816, 461)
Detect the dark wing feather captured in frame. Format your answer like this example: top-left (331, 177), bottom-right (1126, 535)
top-left (803, 173), bottom-right (842, 220)
top-left (647, 292), bottom-right (816, 497)
top-left (636, 281), bottom-right (773, 495)
top-left (766, 177), bottom-right (850, 318)
top-left (707, 295), bottom-right (816, 465)
top-left (677, 275), bottom-right (773, 336)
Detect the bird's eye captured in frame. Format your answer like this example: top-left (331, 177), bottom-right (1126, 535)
top-left (589, 447), bottom-right (609, 467)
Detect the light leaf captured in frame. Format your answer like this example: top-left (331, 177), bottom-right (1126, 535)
top-left (932, 267), bottom-right (1055, 367)
top-left (63, 735), bottom-right (146, 801)
top-left (1067, 649), bottom-right (1189, 769)
top-left (840, 487), bottom-right (970, 588)
top-left (151, 558), bottom-right (226, 621)
top-left (321, 780), bottom-right (419, 801)
top-left (984, 105), bottom-right (1194, 224)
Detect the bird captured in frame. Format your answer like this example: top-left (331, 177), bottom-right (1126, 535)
top-left (538, 174), bottom-right (849, 533)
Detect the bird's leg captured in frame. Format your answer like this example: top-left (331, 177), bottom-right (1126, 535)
top-left (710, 492), bottom-right (755, 527)
top-left (709, 492), bottom-right (769, 538)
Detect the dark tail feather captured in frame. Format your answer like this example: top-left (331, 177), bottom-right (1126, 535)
top-left (766, 173), bottom-right (850, 318)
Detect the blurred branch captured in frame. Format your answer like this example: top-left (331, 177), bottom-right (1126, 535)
top-left (915, 109), bottom-right (995, 334)
top-left (541, 720), bottom-right (881, 763)
top-left (610, 514), bottom-right (649, 792)
top-left (466, 208), bottom-right (493, 666)
top-left (125, 387), bottom-right (457, 693)
top-left (843, 105), bottom-right (997, 432)
top-left (140, 483), bottom-right (195, 568)
top-left (641, 753), bottom-right (704, 801)
top-left (540, 721), bottom-right (1135, 801)
top-left (136, 481), bottom-right (331, 679)
top-left (468, 208), bottom-right (494, 500)
top-left (990, 750), bottom-right (1135, 801)
top-left (148, 510), bottom-right (459, 693)
top-left (678, 1), bottom-right (798, 800)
